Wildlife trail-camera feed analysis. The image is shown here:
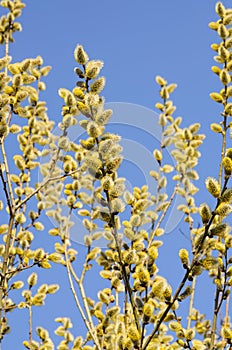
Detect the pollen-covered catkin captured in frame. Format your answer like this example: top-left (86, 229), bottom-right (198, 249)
top-left (205, 177), bottom-right (221, 198)
top-left (222, 157), bottom-right (232, 175)
top-left (179, 249), bottom-right (189, 266)
top-left (74, 45), bottom-right (89, 65)
top-left (199, 203), bottom-right (212, 224)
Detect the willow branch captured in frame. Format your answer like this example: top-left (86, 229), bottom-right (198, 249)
top-left (142, 179), bottom-right (228, 350)
top-left (105, 188), bottom-right (141, 334)
top-left (142, 267), bottom-right (190, 350)
top-left (63, 208), bottom-right (101, 350)
top-left (28, 305), bottom-right (33, 347)
top-left (187, 276), bottom-right (196, 329)
top-left (15, 169), bottom-right (79, 211)
top-left (0, 214), bottom-right (14, 338)
top-left (1, 141), bottom-right (15, 210)
top-left (69, 264), bottom-right (97, 338)
top-left (0, 165), bottom-right (11, 213)
top-left (148, 184), bottom-right (179, 248)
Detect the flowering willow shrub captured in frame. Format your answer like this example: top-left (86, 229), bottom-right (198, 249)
top-left (0, 1), bottom-right (232, 349)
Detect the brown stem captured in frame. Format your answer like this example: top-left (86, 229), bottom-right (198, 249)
top-left (0, 166), bottom-right (11, 214)
top-left (15, 169), bottom-right (79, 211)
top-left (63, 207), bottom-right (101, 350)
top-left (142, 268), bottom-right (190, 350)
top-left (210, 288), bottom-right (220, 350)
top-left (69, 264), bottom-right (97, 338)
top-left (187, 275), bottom-right (196, 330)
top-left (94, 134), bottom-right (141, 333)
top-left (0, 215), bottom-right (14, 341)
top-left (110, 220), bottom-right (141, 334)
top-left (142, 177), bottom-right (228, 349)
top-left (28, 305), bottom-right (33, 347)
top-left (148, 184), bottom-right (179, 248)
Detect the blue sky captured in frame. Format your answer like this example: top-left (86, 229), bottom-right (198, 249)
top-left (11, 0), bottom-right (231, 173)
top-left (1, 0), bottom-right (232, 348)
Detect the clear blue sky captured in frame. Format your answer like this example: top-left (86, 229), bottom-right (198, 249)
top-left (11, 0), bottom-right (231, 175)
top-left (1, 0), bottom-right (232, 348)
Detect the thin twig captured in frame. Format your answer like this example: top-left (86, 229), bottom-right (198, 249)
top-left (0, 215), bottom-right (14, 341)
top-left (187, 276), bottom-right (196, 329)
top-left (0, 165), bottom-right (11, 213)
top-left (106, 187), bottom-right (141, 334)
top-left (4, 32), bottom-right (9, 77)
top-left (1, 142), bottom-right (15, 208)
top-left (69, 264), bottom-right (97, 337)
top-left (148, 184), bottom-right (179, 248)
top-left (63, 208), bottom-right (101, 350)
top-left (210, 287), bottom-right (220, 350)
top-left (111, 222), bottom-right (141, 334)
top-left (15, 169), bottom-right (79, 211)
top-left (225, 292), bottom-right (230, 325)
top-left (66, 257), bottom-right (101, 349)
top-left (28, 305), bottom-right (33, 347)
